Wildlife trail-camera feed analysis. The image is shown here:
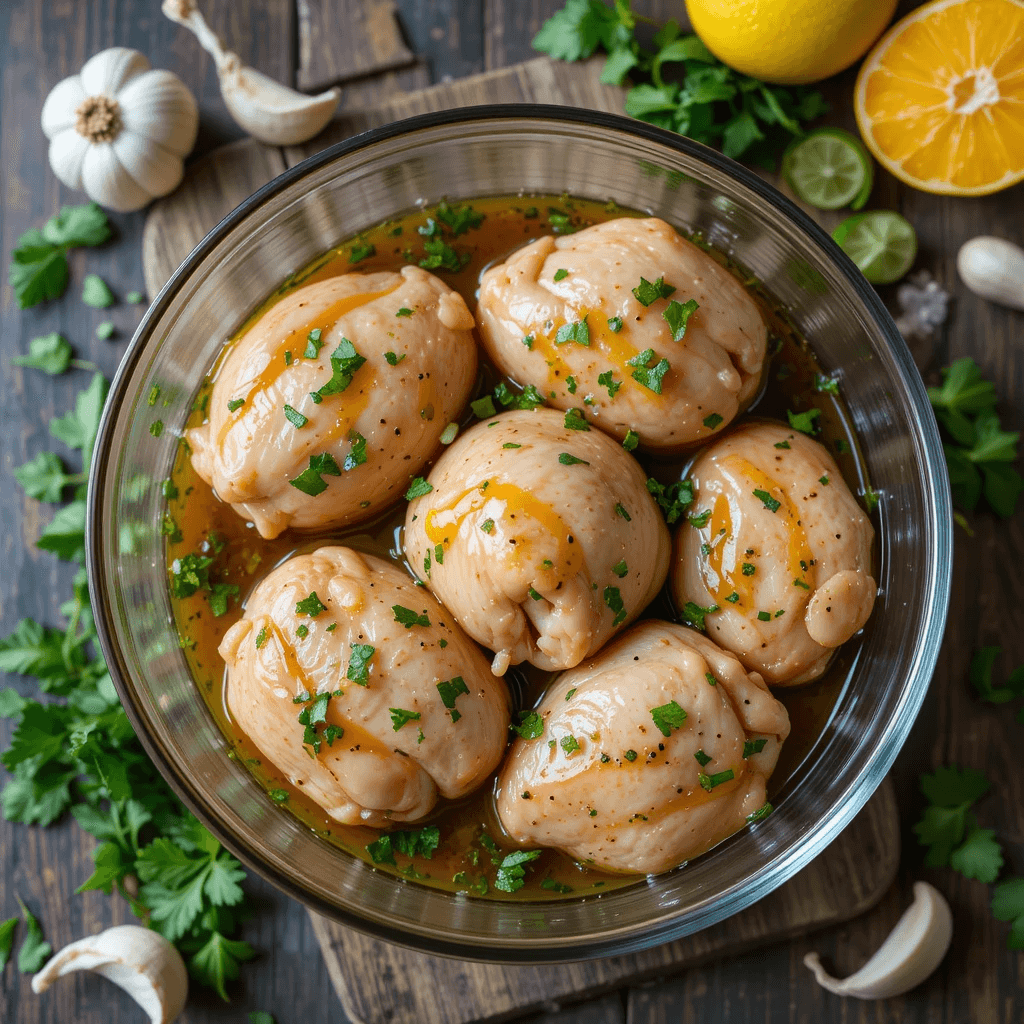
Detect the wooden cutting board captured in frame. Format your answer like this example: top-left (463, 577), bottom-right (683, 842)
top-left (142, 55), bottom-right (901, 1024)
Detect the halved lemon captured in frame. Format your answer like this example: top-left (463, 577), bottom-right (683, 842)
top-left (854, 0), bottom-right (1024, 196)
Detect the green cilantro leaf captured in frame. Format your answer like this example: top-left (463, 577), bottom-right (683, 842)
top-left (385, 350), bottom-right (406, 365)
top-left (787, 408), bottom-right (820, 435)
top-left (753, 488), bottom-right (781, 512)
top-left (949, 820), bottom-right (1004, 884)
top-left (405, 477), bottom-right (433, 500)
top-left (49, 372), bottom-right (108, 468)
top-left (915, 765), bottom-right (992, 868)
top-left (512, 711), bottom-right (544, 739)
top-left (532, 0), bottom-right (626, 61)
top-left (597, 370), bottom-right (621, 398)
top-left (970, 646), bottom-right (1024, 706)
top-left (651, 700), bottom-right (687, 736)
top-left (555, 317), bottom-right (590, 346)
top-left (627, 348), bottom-right (670, 393)
top-left (310, 339), bottom-right (366, 402)
top-left (560, 734), bottom-right (580, 754)
top-left (12, 332), bottom-right (74, 375)
top-left (393, 605), bottom-right (430, 628)
top-left (0, 917), bottom-right (16, 969)
top-left (632, 276), bottom-right (675, 306)
top-left (992, 878), bottom-right (1024, 950)
top-left (436, 676), bottom-right (469, 722)
top-left (43, 202), bottom-right (111, 248)
top-left (295, 592), bottom-right (327, 617)
top-left (14, 451), bottom-right (79, 502)
top-left (16, 898), bottom-right (51, 973)
top-left (612, 559), bottom-right (628, 578)
top-left (81, 273), bottom-right (114, 308)
top-left (347, 644), bottom-right (375, 685)
top-left (703, 412), bottom-right (723, 430)
top-left (495, 849), bottom-right (541, 893)
top-left (646, 477), bottom-right (695, 524)
top-left (663, 298), bottom-right (699, 340)
top-left (208, 583), bottom-right (239, 618)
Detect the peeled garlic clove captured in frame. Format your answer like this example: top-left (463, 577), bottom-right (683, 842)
top-left (804, 881), bottom-right (953, 999)
top-left (32, 924), bottom-right (188, 1024)
top-left (162, 0), bottom-right (339, 146)
top-left (957, 236), bottom-right (1024, 311)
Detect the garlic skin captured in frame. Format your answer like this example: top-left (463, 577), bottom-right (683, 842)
top-left (162, 0), bottom-right (340, 146)
top-left (41, 48), bottom-right (198, 213)
top-left (804, 881), bottom-right (953, 999)
top-left (32, 924), bottom-right (188, 1024)
top-left (957, 236), bottom-right (1024, 311)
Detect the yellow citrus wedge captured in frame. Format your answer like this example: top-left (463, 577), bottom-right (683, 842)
top-left (854, 0), bottom-right (1024, 196)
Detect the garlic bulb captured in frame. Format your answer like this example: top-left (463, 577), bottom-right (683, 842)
top-left (41, 48), bottom-right (198, 214)
top-left (32, 925), bottom-right (188, 1024)
top-left (957, 236), bottom-right (1024, 311)
top-left (162, 0), bottom-right (340, 146)
top-left (804, 881), bottom-right (953, 999)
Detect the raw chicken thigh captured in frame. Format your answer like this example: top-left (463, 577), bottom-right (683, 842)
top-left (188, 267), bottom-right (477, 539)
top-left (496, 620), bottom-right (790, 874)
top-left (476, 217), bottom-right (767, 451)
top-left (219, 547), bottom-right (510, 826)
top-left (403, 408), bottom-right (670, 675)
top-left (670, 421), bottom-right (876, 686)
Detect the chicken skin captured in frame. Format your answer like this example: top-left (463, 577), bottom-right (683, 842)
top-left (670, 421), bottom-right (876, 686)
top-left (403, 408), bottom-right (671, 676)
top-left (476, 217), bottom-right (767, 451)
top-left (496, 620), bottom-right (790, 874)
top-left (219, 547), bottom-right (510, 826)
top-left (188, 267), bottom-right (477, 539)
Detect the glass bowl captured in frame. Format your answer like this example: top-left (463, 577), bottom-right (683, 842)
top-left (87, 107), bottom-right (951, 962)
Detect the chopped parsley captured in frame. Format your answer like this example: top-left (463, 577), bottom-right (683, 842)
top-left (627, 348), bottom-right (670, 394)
top-left (502, 442), bottom-right (521, 449)
top-left (703, 412), bottom-right (723, 430)
top-left (350, 243), bottom-right (375, 263)
top-left (304, 328), bottom-right (323, 358)
top-left (787, 408), bottom-right (821, 435)
top-left (694, 749), bottom-right (712, 767)
top-left (682, 601), bottom-right (718, 631)
top-left (741, 563), bottom-right (756, 576)
top-left (522, 334), bottom-right (534, 349)
top-left (208, 583), bottom-right (239, 617)
top-left (743, 738), bottom-right (768, 758)
top-left (436, 676), bottom-right (469, 722)
top-left (774, 439), bottom-right (791, 449)
top-left (347, 644), bottom-right (375, 685)
top-left (309, 339), bottom-right (366, 402)
top-left (794, 578), bottom-right (810, 589)
top-left (269, 789), bottom-right (289, 803)
top-left (603, 585), bottom-right (628, 626)
top-left (564, 408), bottom-right (590, 431)
top-left (366, 825), bottom-right (441, 865)
top-left (254, 626), bottom-right (268, 649)
top-left (480, 519), bottom-right (495, 533)
top-left (566, 375), bottom-right (578, 394)
top-left (688, 509), bottom-right (712, 528)
top-left (471, 396), bottom-right (496, 418)
top-left (494, 381), bottom-right (546, 410)
top-left (663, 298), bottom-right (699, 340)
top-left (651, 700), bottom-right (687, 737)
top-left (622, 429), bottom-right (639, 451)
top-left (646, 477), bottom-right (695, 524)
top-left (624, 749), bottom-right (638, 762)
top-left (555, 317), bottom-right (590, 346)
top-left (512, 711), bottom-right (544, 739)
top-left (612, 559), bottom-right (628, 578)
top-left (295, 625), bottom-right (309, 639)
top-left (434, 199), bottom-right (484, 236)
top-left (614, 502), bottom-right (631, 521)
top-left (815, 374), bottom-right (840, 395)
top-left (595, 370), bottom-right (620, 398)
top-left (753, 488), bottom-right (781, 512)
top-left (170, 553), bottom-right (212, 598)
top-left (757, 611), bottom-right (772, 621)
top-left (725, 591), bottom-right (739, 603)
top-left (344, 430), bottom-right (367, 471)
top-left (420, 238), bottom-right (467, 271)
top-left (390, 708), bottom-right (421, 731)
top-left (607, 316), bottom-right (623, 332)
top-left (393, 605), bottom-right (430, 628)
top-left (405, 477), bottom-right (433, 500)
top-left (705, 672), bottom-right (717, 686)
top-left (495, 850), bottom-right (541, 893)
top-left (560, 734), bottom-right (580, 754)
top-left (149, 421), bottom-right (163, 437)
top-left (553, 268), bottom-right (569, 281)
top-left (395, 307), bottom-right (413, 317)
top-left (632, 276), bottom-right (675, 306)
top-left (541, 877), bottom-right (573, 894)
top-left (565, 688), bottom-right (577, 700)
top-left (819, 474), bottom-right (829, 486)
top-left (863, 486), bottom-right (881, 513)
top-left (227, 397), bottom-right (245, 413)
top-left (699, 769), bottom-right (735, 791)
top-left (384, 351), bottom-right (406, 365)
top-left (528, 586), bottom-right (543, 600)
top-left (558, 452), bottom-right (589, 466)
top-left (283, 404), bottom-right (308, 428)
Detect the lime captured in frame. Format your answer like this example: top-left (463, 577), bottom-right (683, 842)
top-left (832, 211), bottom-right (917, 285)
top-left (782, 128), bottom-right (874, 210)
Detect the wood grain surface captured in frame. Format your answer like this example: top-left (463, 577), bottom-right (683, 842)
top-left (1, 1), bottom-right (1023, 1023)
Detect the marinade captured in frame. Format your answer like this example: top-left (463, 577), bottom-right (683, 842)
top-left (166, 194), bottom-right (875, 898)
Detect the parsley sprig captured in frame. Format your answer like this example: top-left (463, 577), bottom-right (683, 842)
top-left (533, 1), bottom-right (828, 165)
top-left (928, 358), bottom-right (1023, 520)
top-left (1, 370), bottom-right (255, 999)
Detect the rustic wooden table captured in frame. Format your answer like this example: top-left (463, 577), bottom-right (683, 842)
top-left (1, 2), bottom-right (1021, 1022)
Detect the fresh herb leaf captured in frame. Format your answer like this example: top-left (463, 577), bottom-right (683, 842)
top-left (949, 821), bottom-right (1004, 884)
top-left (405, 477), bottom-right (433, 500)
top-left (436, 676), bottom-right (469, 722)
top-left (627, 348), bottom-right (669, 393)
top-left (612, 559), bottom-right (628, 578)
top-left (787, 408), bottom-right (820, 435)
top-left (622, 428), bottom-right (639, 451)
top-left (558, 452), bottom-right (589, 466)
top-left (699, 769), bottom-right (735, 791)
top-left (16, 898), bottom-right (51, 973)
top-left (632, 276), bottom-right (675, 306)
top-left (350, 243), bottom-right (375, 263)
top-left (344, 430), bottom-right (367, 471)
top-left (390, 707), bottom-right (421, 731)
top-left (607, 316), bottom-right (623, 332)
top-left (970, 646), bottom-right (1024, 706)
top-left (703, 412), bottom-right (723, 430)
top-left (0, 917), bottom-right (16, 969)
top-left (393, 605), bottom-right (430, 629)
top-left (646, 477), bottom-right (695, 524)
top-left (753, 488), bottom-right (781, 512)
top-left (560, 734), bottom-right (580, 754)
top-left (554, 268), bottom-right (569, 281)
top-left (82, 273), bottom-right (114, 308)
top-left (914, 765), bottom-right (993, 869)
top-left (663, 298), bottom-right (699, 340)
top-left (564, 408), bottom-right (590, 431)
top-left (310, 339), bottom-right (366, 402)
top-left (208, 584), bottom-right (239, 618)
top-left (555, 317), bottom-right (590, 346)
top-left (385, 350), bottom-right (406, 365)
top-left (295, 592), bottom-right (327, 617)
top-left (682, 601), bottom-right (718, 631)
top-left (597, 370), bottom-right (621, 398)
top-left (227, 398), bottom-right (245, 413)
top-left (495, 849), bottom-right (541, 893)
top-left (815, 374), bottom-right (840, 395)
top-left (12, 332), bottom-right (74, 375)
top-left (283, 405), bottom-right (308, 428)
top-left (603, 585), bottom-right (627, 626)
top-left (512, 711), bottom-right (544, 739)
top-left (289, 452), bottom-right (342, 496)
top-left (992, 878), bottom-right (1024, 950)
top-left (434, 200), bottom-right (484, 236)
top-left (419, 238), bottom-right (466, 271)
top-left (651, 700), bottom-right (687, 737)
top-left (743, 738), bottom-right (768, 758)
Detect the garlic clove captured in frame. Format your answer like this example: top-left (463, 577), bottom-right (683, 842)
top-left (41, 76), bottom-right (87, 137)
top-left (117, 70), bottom-right (199, 158)
top-left (956, 236), bottom-right (1024, 311)
top-left (162, 0), bottom-right (340, 146)
top-left (32, 924), bottom-right (188, 1024)
top-left (47, 129), bottom-right (91, 191)
top-left (113, 132), bottom-right (184, 198)
top-left (79, 46), bottom-right (151, 98)
top-left (804, 881), bottom-right (953, 999)
top-left (220, 67), bottom-right (340, 146)
top-left (81, 143), bottom-right (154, 212)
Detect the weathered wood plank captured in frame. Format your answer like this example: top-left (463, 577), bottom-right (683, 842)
top-left (297, 0), bottom-right (416, 92)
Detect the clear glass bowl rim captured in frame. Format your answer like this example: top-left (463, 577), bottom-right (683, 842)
top-left (86, 105), bottom-right (952, 962)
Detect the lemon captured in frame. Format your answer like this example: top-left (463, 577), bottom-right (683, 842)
top-left (685, 0), bottom-right (899, 85)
